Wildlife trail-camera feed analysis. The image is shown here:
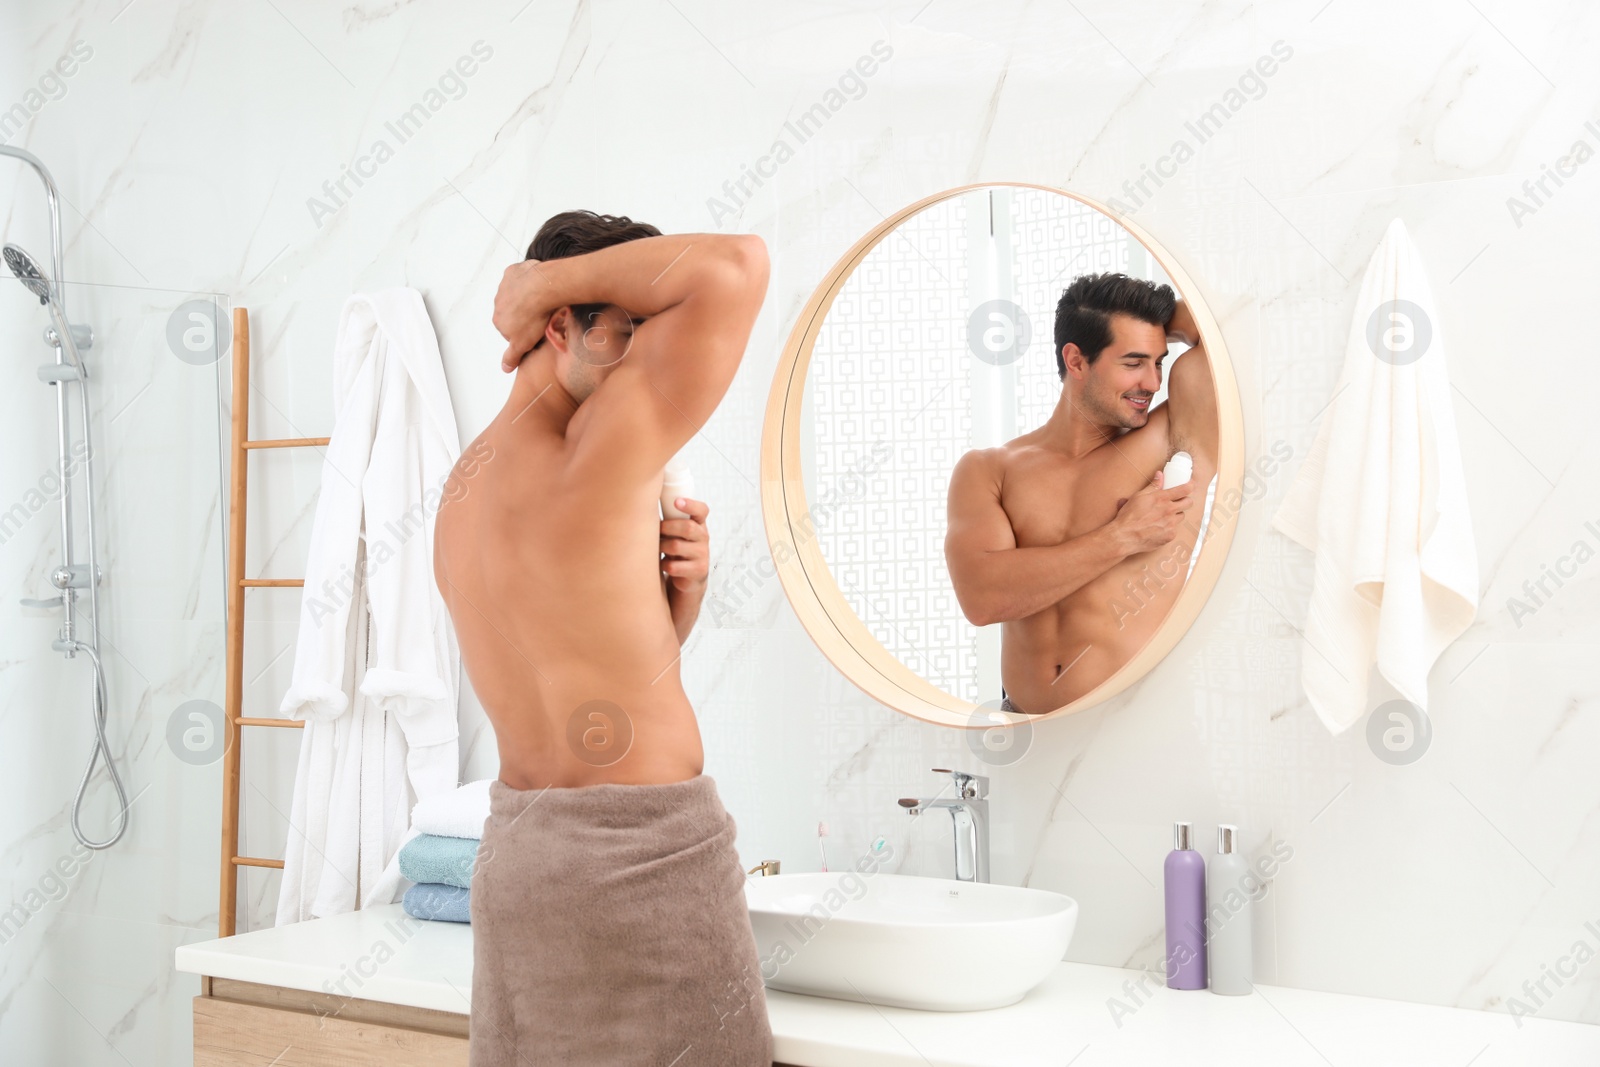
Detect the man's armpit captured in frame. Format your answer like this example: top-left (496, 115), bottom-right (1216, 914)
top-left (1164, 348), bottom-right (1216, 460)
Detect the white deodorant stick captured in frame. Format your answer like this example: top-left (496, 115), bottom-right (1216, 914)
top-left (1162, 450), bottom-right (1193, 489)
top-left (660, 456), bottom-right (694, 520)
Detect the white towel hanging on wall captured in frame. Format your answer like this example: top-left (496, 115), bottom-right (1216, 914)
top-left (1272, 218), bottom-right (1479, 735)
top-left (275, 287), bottom-right (463, 925)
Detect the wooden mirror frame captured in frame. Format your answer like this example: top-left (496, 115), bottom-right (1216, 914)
top-left (759, 182), bottom-right (1244, 727)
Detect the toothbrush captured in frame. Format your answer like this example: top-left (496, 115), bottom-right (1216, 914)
top-left (817, 821), bottom-right (830, 872)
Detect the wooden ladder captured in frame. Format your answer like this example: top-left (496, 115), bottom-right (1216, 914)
top-left (218, 307), bottom-right (329, 937)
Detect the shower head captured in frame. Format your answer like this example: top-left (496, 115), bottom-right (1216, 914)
top-left (4, 243), bottom-right (52, 305)
top-left (5, 240), bottom-right (84, 368)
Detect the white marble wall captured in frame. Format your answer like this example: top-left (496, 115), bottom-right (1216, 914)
top-left (2, 0), bottom-right (1598, 1062)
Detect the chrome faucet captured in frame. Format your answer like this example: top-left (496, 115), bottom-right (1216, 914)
top-left (899, 768), bottom-right (990, 883)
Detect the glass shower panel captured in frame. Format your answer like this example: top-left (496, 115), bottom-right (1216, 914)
top-left (0, 276), bottom-right (226, 1065)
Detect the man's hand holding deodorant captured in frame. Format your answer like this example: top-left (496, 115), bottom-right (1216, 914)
top-left (659, 457), bottom-right (709, 592)
top-left (1109, 451), bottom-right (1195, 555)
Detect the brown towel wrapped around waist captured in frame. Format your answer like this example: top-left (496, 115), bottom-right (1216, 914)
top-left (469, 774), bottom-right (772, 1066)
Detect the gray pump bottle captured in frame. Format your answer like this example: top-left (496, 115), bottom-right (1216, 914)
top-left (1207, 824), bottom-right (1253, 995)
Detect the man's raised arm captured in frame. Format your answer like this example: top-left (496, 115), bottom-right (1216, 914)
top-left (944, 451), bottom-right (1194, 626)
top-left (494, 231), bottom-right (769, 481)
top-left (1162, 300), bottom-right (1217, 460)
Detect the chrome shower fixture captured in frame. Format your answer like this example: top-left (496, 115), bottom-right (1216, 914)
top-left (2, 146), bottom-right (128, 850)
top-left (4, 243), bottom-right (52, 304)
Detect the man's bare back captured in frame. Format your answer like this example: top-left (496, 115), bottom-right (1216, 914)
top-left (434, 218), bottom-right (767, 789)
top-left (947, 279), bottom-right (1216, 714)
top-left (434, 370), bottom-right (705, 789)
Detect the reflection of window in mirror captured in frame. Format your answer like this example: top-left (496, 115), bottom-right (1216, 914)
top-left (802, 187), bottom-right (1218, 711)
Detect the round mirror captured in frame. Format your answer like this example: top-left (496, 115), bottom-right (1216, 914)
top-left (760, 183), bottom-right (1245, 727)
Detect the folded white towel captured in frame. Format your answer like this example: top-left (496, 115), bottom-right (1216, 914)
top-left (413, 779), bottom-right (494, 839)
top-left (1272, 217), bottom-right (1479, 735)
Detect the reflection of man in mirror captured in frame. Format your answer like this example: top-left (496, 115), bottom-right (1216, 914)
top-left (945, 273), bottom-right (1216, 714)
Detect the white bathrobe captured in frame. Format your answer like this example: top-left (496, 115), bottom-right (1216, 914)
top-left (275, 288), bottom-right (462, 925)
top-left (1273, 218), bottom-right (1478, 735)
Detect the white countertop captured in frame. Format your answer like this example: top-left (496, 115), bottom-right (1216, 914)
top-left (177, 904), bottom-right (474, 1015)
top-left (176, 905), bottom-right (1600, 1066)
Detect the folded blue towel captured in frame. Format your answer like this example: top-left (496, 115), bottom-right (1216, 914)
top-left (403, 882), bottom-right (471, 923)
top-left (398, 833), bottom-right (480, 889)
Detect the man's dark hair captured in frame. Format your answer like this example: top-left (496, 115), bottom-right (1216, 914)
top-left (526, 210), bottom-right (661, 337)
top-left (1053, 272), bottom-right (1176, 378)
top-left (526, 209), bottom-right (660, 262)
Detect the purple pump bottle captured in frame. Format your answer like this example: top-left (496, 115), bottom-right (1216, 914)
top-left (1164, 821), bottom-right (1208, 989)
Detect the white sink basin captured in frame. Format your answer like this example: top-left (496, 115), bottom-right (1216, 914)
top-left (744, 872), bottom-right (1077, 1011)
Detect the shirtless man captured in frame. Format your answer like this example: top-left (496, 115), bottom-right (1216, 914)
top-left (945, 273), bottom-right (1216, 715)
top-left (434, 211), bottom-right (770, 1065)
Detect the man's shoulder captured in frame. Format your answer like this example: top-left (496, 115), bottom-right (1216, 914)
top-left (956, 440), bottom-right (1048, 484)
top-left (953, 444), bottom-right (1007, 474)
top-left (985, 429), bottom-right (1057, 463)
